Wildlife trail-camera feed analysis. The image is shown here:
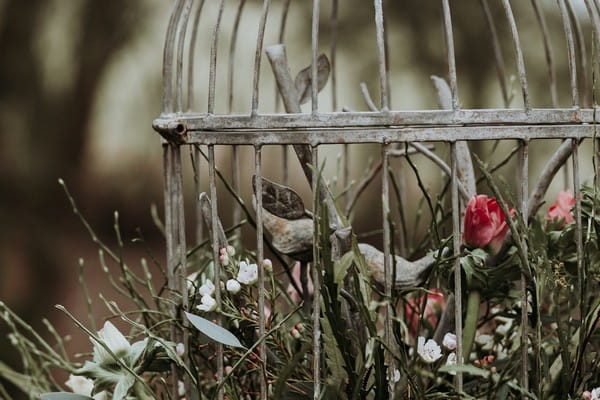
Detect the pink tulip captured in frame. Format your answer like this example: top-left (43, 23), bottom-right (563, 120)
top-left (286, 262), bottom-right (313, 304)
top-left (463, 195), bottom-right (514, 254)
top-left (405, 290), bottom-right (445, 335)
top-left (547, 190), bottom-right (575, 228)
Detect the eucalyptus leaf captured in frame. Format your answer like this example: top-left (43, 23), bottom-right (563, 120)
top-left (253, 176), bottom-right (305, 220)
top-left (185, 312), bottom-right (244, 348)
top-left (295, 54), bottom-right (330, 105)
top-left (41, 394), bottom-right (94, 400)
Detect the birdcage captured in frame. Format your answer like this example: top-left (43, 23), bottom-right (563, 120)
top-left (153, 0), bottom-right (598, 398)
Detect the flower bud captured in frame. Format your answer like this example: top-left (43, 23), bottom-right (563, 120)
top-left (226, 245), bottom-right (235, 256)
top-left (220, 247), bottom-right (227, 256)
top-left (294, 322), bottom-right (304, 333)
top-left (442, 332), bottom-right (457, 351)
top-left (262, 259), bottom-right (273, 273)
top-left (219, 253), bottom-right (229, 265)
top-left (290, 328), bottom-right (301, 339)
top-left (176, 342), bottom-right (185, 357)
top-left (226, 279), bottom-right (241, 294)
top-left (225, 365), bottom-right (233, 375)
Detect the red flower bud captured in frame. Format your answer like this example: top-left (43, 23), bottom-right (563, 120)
top-left (463, 195), bottom-right (514, 254)
top-left (547, 190), bottom-right (574, 228)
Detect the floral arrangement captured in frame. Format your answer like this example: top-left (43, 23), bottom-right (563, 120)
top-left (1, 74), bottom-right (599, 399)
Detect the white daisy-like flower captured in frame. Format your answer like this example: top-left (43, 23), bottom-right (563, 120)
top-left (417, 336), bottom-right (442, 363)
top-left (237, 260), bottom-right (258, 285)
top-left (442, 332), bottom-right (457, 350)
top-left (92, 321), bottom-right (131, 364)
top-left (197, 294), bottom-right (217, 312)
top-left (226, 279), bottom-right (241, 294)
top-left (199, 279), bottom-right (215, 297)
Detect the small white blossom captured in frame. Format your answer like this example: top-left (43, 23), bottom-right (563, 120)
top-left (226, 245), bottom-right (236, 256)
top-left (199, 279), bottom-right (215, 297)
top-left (592, 388), bottom-right (600, 400)
top-left (442, 332), bottom-right (457, 350)
top-left (92, 321), bottom-right (131, 364)
top-left (65, 375), bottom-right (94, 396)
top-left (392, 368), bottom-right (401, 383)
top-left (417, 336), bottom-right (442, 363)
top-left (226, 279), bottom-right (241, 294)
top-left (237, 260), bottom-right (258, 285)
top-left (197, 294), bottom-right (217, 312)
top-left (262, 259), bottom-right (273, 273)
top-left (219, 253), bottom-right (230, 265)
top-left (446, 352), bottom-right (457, 366)
top-left (176, 342), bottom-right (185, 357)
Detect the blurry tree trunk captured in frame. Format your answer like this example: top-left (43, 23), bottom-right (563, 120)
top-left (0, 0), bottom-right (142, 397)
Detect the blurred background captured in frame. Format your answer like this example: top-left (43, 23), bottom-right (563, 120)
top-left (0, 0), bottom-right (596, 397)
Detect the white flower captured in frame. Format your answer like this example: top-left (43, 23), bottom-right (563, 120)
top-left (178, 380), bottom-right (186, 397)
top-left (65, 374), bottom-right (93, 396)
top-left (92, 321), bottom-right (131, 364)
top-left (197, 294), bottom-right (217, 312)
top-left (443, 332), bottom-right (457, 350)
top-left (262, 259), bottom-right (273, 273)
top-left (237, 260), bottom-right (258, 285)
top-left (226, 245), bottom-right (236, 256)
top-left (176, 342), bottom-right (185, 357)
top-left (199, 279), bottom-right (215, 297)
top-left (446, 352), bottom-right (457, 366)
top-left (592, 388), bottom-right (600, 400)
top-left (475, 333), bottom-right (494, 351)
top-left (226, 279), bottom-right (241, 294)
top-left (392, 368), bottom-right (401, 383)
top-left (417, 336), bottom-right (442, 363)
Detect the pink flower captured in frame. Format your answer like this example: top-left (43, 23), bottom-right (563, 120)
top-left (405, 290), bottom-right (445, 335)
top-left (463, 195), bottom-right (514, 254)
top-left (286, 262), bottom-right (313, 304)
top-left (547, 190), bottom-right (575, 228)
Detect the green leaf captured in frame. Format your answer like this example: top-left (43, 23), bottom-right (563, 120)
top-left (41, 394), bottom-right (95, 400)
top-left (185, 312), bottom-right (244, 348)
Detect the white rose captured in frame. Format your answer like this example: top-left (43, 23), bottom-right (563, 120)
top-left (417, 336), bottom-right (442, 363)
top-left (226, 279), bottom-right (241, 294)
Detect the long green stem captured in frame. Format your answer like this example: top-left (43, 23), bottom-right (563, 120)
top-left (462, 290), bottom-right (481, 361)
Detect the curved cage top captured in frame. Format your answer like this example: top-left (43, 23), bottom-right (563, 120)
top-left (154, 0), bottom-right (600, 145)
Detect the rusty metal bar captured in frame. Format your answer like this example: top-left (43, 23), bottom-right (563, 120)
top-left (163, 144), bottom-right (182, 392)
top-left (187, 0), bottom-right (205, 111)
top-left (277, 0), bottom-right (292, 185)
top-left (175, 0), bottom-right (193, 112)
top-left (572, 138), bottom-right (584, 378)
top-left (567, 0), bottom-right (590, 107)
top-left (480, 0), bottom-right (509, 107)
top-left (255, 146), bottom-right (267, 400)
top-left (312, 145), bottom-right (321, 399)
top-left (442, 0), bottom-right (459, 110)
top-left (252, 0), bottom-right (272, 116)
top-left (382, 144), bottom-right (395, 395)
top-left (208, 145), bottom-right (224, 400)
top-left (557, 0), bottom-right (579, 108)
top-left (583, 1), bottom-right (600, 70)
top-left (502, 0), bottom-right (531, 110)
top-left (530, 0), bottom-right (558, 107)
top-left (155, 108), bottom-right (600, 132)
top-left (518, 141), bottom-right (529, 397)
top-left (374, 0), bottom-right (389, 111)
top-left (228, 0), bottom-right (246, 114)
top-left (162, 0), bottom-right (186, 113)
top-left (330, 0), bottom-right (338, 112)
top-left (451, 142), bottom-right (463, 392)
top-left (311, 0), bottom-right (320, 114)
top-left (194, 146), bottom-right (203, 245)
top-left (208, 0), bottom-right (226, 114)
top-left (178, 125), bottom-right (592, 146)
